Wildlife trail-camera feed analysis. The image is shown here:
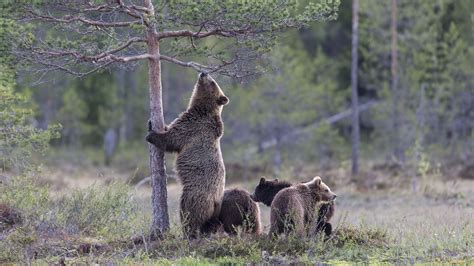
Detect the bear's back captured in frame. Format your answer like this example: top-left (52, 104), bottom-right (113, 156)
top-left (271, 186), bottom-right (305, 213)
top-left (219, 188), bottom-right (260, 234)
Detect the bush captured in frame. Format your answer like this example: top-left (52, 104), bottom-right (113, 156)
top-left (51, 181), bottom-right (141, 239)
top-left (0, 173), bottom-right (49, 217)
top-left (0, 174), bottom-right (147, 262)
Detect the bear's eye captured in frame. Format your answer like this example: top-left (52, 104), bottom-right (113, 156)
top-left (325, 189), bottom-right (329, 192)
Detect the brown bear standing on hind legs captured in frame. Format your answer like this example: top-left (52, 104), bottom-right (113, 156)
top-left (146, 73), bottom-right (229, 238)
top-left (219, 188), bottom-right (261, 235)
top-left (267, 176), bottom-right (336, 237)
top-left (251, 177), bottom-right (336, 236)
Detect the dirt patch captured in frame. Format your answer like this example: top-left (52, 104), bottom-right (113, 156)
top-left (459, 163), bottom-right (474, 180)
top-left (0, 203), bottom-right (22, 232)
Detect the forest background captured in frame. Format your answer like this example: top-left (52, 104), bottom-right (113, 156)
top-left (1, 0), bottom-right (473, 264)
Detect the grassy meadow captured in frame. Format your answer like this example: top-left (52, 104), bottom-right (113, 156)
top-left (1, 148), bottom-right (472, 264)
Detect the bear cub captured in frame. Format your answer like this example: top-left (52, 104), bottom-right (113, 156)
top-left (219, 188), bottom-right (261, 235)
top-left (268, 176), bottom-right (336, 237)
top-left (146, 73), bottom-right (228, 238)
top-left (252, 177), bottom-right (335, 236)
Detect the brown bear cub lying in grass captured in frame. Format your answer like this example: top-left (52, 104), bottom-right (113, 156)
top-left (261, 176), bottom-right (336, 237)
top-left (146, 73), bottom-right (228, 238)
top-left (219, 188), bottom-right (261, 235)
top-left (252, 177), bottom-right (335, 236)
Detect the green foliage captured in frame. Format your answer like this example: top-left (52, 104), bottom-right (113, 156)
top-left (224, 43), bottom-right (346, 166)
top-left (5, 0), bottom-right (473, 171)
top-left (0, 11), bottom-right (60, 171)
top-left (0, 224), bottom-right (37, 263)
top-left (0, 85), bottom-right (61, 170)
top-left (306, 121), bottom-right (347, 162)
top-left (0, 175), bottom-right (145, 240)
top-left (57, 87), bottom-right (88, 146)
top-left (359, 0), bottom-right (473, 160)
top-left (64, 73), bottom-right (121, 146)
top-left (0, 176), bottom-right (148, 262)
top-left (164, 0), bottom-right (339, 30)
top-left (141, 224), bottom-right (391, 263)
top-left (11, 0), bottom-right (340, 77)
top-left (156, 0), bottom-right (340, 77)
top-left (0, 173), bottom-right (49, 216)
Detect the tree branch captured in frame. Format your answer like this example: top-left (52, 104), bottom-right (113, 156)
top-left (27, 10), bottom-right (141, 27)
top-left (245, 101), bottom-right (379, 156)
top-left (106, 53), bottom-right (152, 62)
top-left (80, 1), bottom-right (149, 25)
top-left (158, 54), bottom-right (213, 71)
top-left (115, 0), bottom-right (149, 25)
top-left (82, 3), bottom-right (112, 12)
top-left (30, 56), bottom-right (116, 78)
top-left (89, 37), bottom-right (146, 61)
top-left (157, 28), bottom-right (251, 40)
top-left (33, 37), bottom-right (145, 62)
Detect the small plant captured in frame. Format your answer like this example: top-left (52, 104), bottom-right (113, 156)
top-left (51, 181), bottom-right (142, 240)
top-left (330, 225), bottom-right (389, 248)
top-left (0, 173), bottom-right (50, 217)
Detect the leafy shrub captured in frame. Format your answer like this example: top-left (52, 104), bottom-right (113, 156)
top-left (52, 181), bottom-right (140, 239)
top-left (0, 173), bottom-right (49, 217)
top-left (0, 175), bottom-right (148, 262)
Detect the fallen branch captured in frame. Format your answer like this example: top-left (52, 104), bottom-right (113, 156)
top-left (134, 174), bottom-right (177, 190)
top-left (246, 101), bottom-right (378, 155)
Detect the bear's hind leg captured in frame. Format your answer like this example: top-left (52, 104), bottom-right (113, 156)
top-left (201, 217), bottom-right (222, 234)
top-left (180, 199), bottom-right (206, 238)
top-left (180, 194), bottom-right (216, 238)
top-left (200, 199), bottom-right (222, 235)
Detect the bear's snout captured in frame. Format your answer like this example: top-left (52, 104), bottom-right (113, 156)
top-left (199, 72), bottom-right (208, 78)
top-left (331, 194), bottom-right (337, 201)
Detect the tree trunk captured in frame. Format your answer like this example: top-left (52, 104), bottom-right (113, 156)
top-left (145, 0), bottom-right (169, 236)
top-left (351, 0), bottom-right (360, 177)
top-left (391, 0), bottom-right (403, 162)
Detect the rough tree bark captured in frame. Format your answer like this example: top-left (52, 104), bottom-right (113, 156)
top-left (144, 0), bottom-right (169, 236)
top-left (351, 0), bottom-right (360, 176)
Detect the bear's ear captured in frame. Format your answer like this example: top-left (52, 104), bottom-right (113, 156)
top-left (274, 178), bottom-right (279, 182)
top-left (259, 177), bottom-right (266, 185)
top-left (314, 176), bottom-right (322, 186)
top-left (217, 95), bottom-right (229, 106)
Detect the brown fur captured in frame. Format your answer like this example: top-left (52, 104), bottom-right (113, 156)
top-left (146, 73), bottom-right (229, 238)
top-left (269, 176), bottom-right (336, 237)
top-left (252, 177), bottom-right (336, 236)
top-left (219, 188), bottom-right (261, 235)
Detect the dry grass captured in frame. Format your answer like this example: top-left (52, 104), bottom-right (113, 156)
top-left (1, 157), bottom-right (473, 264)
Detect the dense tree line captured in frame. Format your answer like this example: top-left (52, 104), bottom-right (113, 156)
top-left (4, 0), bottom-right (473, 175)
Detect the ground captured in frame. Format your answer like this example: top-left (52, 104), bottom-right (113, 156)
top-left (0, 149), bottom-right (473, 264)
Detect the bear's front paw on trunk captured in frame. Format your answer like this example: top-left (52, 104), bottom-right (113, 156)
top-left (146, 120), bottom-right (156, 144)
top-left (148, 119), bottom-right (153, 131)
top-left (145, 131), bottom-right (157, 144)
